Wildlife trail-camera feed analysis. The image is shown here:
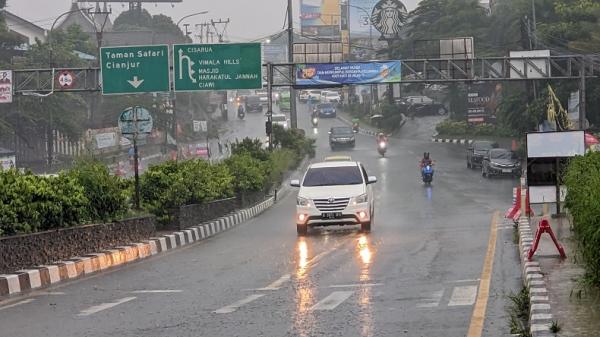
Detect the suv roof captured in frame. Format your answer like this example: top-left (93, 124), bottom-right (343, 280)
top-left (310, 160), bottom-right (358, 169)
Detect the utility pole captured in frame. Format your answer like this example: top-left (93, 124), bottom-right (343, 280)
top-left (531, 0), bottom-right (537, 49)
top-left (287, 0), bottom-right (297, 129)
top-left (211, 18), bottom-right (230, 43)
top-left (266, 62), bottom-right (274, 150)
top-left (580, 58), bottom-right (587, 130)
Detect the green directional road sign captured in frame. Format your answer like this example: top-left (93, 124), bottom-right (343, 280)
top-left (100, 45), bottom-right (170, 95)
top-left (173, 43), bottom-right (261, 91)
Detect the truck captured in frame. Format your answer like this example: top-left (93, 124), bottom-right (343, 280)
top-left (278, 90), bottom-right (291, 112)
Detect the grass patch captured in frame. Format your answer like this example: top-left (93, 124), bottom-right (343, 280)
top-left (507, 286), bottom-right (531, 336)
top-left (550, 320), bottom-right (561, 333)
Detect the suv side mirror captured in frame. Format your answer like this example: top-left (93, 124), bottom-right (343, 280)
top-left (290, 179), bottom-right (300, 187)
top-left (367, 176), bottom-right (377, 184)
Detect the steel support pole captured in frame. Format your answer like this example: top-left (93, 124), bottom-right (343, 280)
top-left (287, 0), bottom-right (297, 129)
top-left (267, 62), bottom-right (274, 150)
top-left (579, 59), bottom-right (586, 130)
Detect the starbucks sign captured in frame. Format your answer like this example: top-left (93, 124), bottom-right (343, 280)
top-left (370, 0), bottom-right (407, 39)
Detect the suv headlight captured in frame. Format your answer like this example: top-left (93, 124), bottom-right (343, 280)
top-left (297, 197), bottom-right (311, 207)
top-left (352, 193), bottom-right (368, 205)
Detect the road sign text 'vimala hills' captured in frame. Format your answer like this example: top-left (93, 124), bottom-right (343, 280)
top-left (100, 45), bottom-right (170, 95)
top-left (173, 43), bottom-right (261, 91)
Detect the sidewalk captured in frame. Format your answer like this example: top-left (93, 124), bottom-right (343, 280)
top-left (529, 213), bottom-right (600, 336)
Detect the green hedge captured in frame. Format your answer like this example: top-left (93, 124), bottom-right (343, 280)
top-left (435, 120), bottom-right (513, 137)
top-left (564, 151), bottom-right (600, 286)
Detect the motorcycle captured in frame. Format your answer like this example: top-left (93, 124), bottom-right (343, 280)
top-left (311, 116), bottom-right (319, 127)
top-left (377, 141), bottom-right (387, 157)
top-left (237, 104), bottom-right (245, 120)
top-left (352, 122), bottom-right (360, 133)
top-left (422, 164), bottom-right (434, 185)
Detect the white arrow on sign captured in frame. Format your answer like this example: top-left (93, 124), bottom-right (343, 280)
top-left (127, 76), bottom-right (144, 88)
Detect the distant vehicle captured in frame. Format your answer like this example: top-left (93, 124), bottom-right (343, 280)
top-left (245, 95), bottom-right (263, 113)
top-left (235, 89), bottom-right (253, 104)
top-left (396, 95), bottom-right (447, 116)
top-left (324, 155), bottom-right (353, 162)
top-left (467, 141), bottom-right (498, 169)
top-left (321, 91), bottom-right (341, 104)
top-left (290, 159), bottom-right (377, 235)
top-left (329, 126), bottom-right (356, 150)
top-left (256, 91), bottom-right (269, 105)
top-left (278, 90), bottom-right (291, 112)
top-left (299, 90), bottom-right (310, 103)
top-left (482, 148), bottom-right (521, 178)
top-left (308, 90), bottom-right (321, 102)
top-left (315, 103), bottom-right (336, 118)
top-left (271, 113), bottom-right (289, 129)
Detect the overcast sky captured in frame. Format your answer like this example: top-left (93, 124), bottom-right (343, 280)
top-left (6, 0), bottom-right (420, 41)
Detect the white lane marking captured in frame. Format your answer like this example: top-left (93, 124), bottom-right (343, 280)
top-left (448, 285), bottom-right (478, 306)
top-left (37, 292), bottom-right (66, 296)
top-left (130, 290), bottom-right (183, 294)
top-left (77, 297), bottom-right (136, 317)
top-left (329, 283), bottom-right (383, 288)
top-left (0, 299), bottom-right (35, 311)
top-left (417, 289), bottom-right (444, 308)
top-left (245, 274), bottom-right (291, 291)
top-left (311, 291), bottom-right (354, 311)
top-left (214, 294), bottom-right (265, 314)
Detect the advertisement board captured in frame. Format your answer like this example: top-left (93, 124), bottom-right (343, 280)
top-left (300, 0), bottom-right (341, 38)
top-left (466, 82), bottom-right (502, 125)
top-left (348, 0), bottom-right (378, 37)
top-left (509, 50), bottom-right (551, 79)
top-left (527, 131), bottom-right (585, 158)
top-left (0, 70), bottom-right (13, 103)
top-left (296, 61), bottom-right (401, 85)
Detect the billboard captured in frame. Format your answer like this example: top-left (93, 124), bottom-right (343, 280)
top-left (527, 131), bottom-right (585, 158)
top-left (0, 70), bottom-right (13, 104)
top-left (348, 0), bottom-right (378, 37)
top-left (301, 0), bottom-right (342, 38)
top-left (509, 50), bottom-right (551, 79)
top-left (466, 82), bottom-right (502, 125)
top-left (296, 61), bottom-right (401, 85)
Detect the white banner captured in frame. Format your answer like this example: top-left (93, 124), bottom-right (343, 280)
top-left (95, 132), bottom-right (117, 149)
top-left (0, 70), bottom-right (13, 104)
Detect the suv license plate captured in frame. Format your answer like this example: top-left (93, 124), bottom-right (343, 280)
top-left (322, 212), bottom-right (342, 219)
top-left (502, 169), bottom-right (512, 173)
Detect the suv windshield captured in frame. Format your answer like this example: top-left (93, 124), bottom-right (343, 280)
top-left (272, 115), bottom-right (286, 122)
top-left (474, 142), bottom-right (495, 150)
top-left (326, 92), bottom-right (338, 97)
top-left (246, 96), bottom-right (260, 104)
top-left (318, 103), bottom-right (334, 109)
top-left (490, 150), bottom-right (514, 159)
top-left (331, 127), bottom-right (353, 135)
top-left (303, 166), bottom-right (363, 186)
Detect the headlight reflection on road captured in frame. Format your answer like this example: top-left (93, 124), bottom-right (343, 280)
top-left (293, 238), bottom-right (316, 337)
top-left (358, 235), bottom-right (372, 265)
top-left (357, 234), bottom-right (374, 337)
top-left (297, 238), bottom-right (309, 278)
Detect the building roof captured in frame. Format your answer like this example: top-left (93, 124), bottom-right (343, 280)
top-left (1, 10), bottom-right (46, 43)
top-left (57, 2), bottom-right (112, 33)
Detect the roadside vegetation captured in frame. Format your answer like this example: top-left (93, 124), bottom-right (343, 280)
top-left (564, 151), bottom-right (600, 287)
top-left (0, 128), bottom-right (314, 236)
top-left (507, 286), bottom-right (531, 337)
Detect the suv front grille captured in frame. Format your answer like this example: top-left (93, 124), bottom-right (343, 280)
top-left (313, 198), bottom-right (350, 212)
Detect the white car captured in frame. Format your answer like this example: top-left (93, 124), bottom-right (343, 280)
top-left (321, 91), bottom-right (341, 103)
top-left (291, 160), bottom-right (377, 235)
top-left (299, 90), bottom-right (310, 102)
top-left (271, 113), bottom-right (289, 129)
top-left (307, 90), bottom-right (321, 101)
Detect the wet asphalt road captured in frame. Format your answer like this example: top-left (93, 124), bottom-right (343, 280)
top-left (0, 103), bottom-right (522, 337)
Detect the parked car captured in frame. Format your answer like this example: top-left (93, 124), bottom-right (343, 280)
top-left (482, 148), bottom-right (521, 178)
top-left (329, 126), bottom-right (356, 150)
top-left (467, 141), bottom-right (498, 169)
top-left (244, 95), bottom-right (263, 113)
top-left (315, 103), bottom-right (336, 118)
top-left (290, 159), bottom-right (377, 235)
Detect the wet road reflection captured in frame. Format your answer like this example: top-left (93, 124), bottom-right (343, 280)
top-left (292, 238), bottom-right (316, 337)
top-left (357, 234), bottom-right (374, 337)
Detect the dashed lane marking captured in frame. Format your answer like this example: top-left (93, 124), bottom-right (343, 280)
top-left (448, 285), bottom-right (478, 307)
top-left (130, 290), bottom-right (183, 294)
top-left (0, 299), bottom-right (35, 311)
top-left (77, 297), bottom-right (136, 317)
top-left (311, 291), bottom-right (354, 311)
top-left (416, 289), bottom-right (444, 308)
top-left (245, 274), bottom-right (291, 291)
top-left (214, 294), bottom-right (265, 314)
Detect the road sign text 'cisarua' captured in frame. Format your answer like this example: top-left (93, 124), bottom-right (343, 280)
top-left (100, 45), bottom-right (170, 95)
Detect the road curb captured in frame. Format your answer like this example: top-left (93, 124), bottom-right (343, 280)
top-left (0, 197), bottom-right (275, 299)
top-left (431, 137), bottom-right (474, 145)
top-left (516, 216), bottom-right (555, 337)
top-left (335, 115), bottom-right (378, 137)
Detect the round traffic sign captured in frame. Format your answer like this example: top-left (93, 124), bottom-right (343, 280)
top-left (57, 71), bottom-right (75, 89)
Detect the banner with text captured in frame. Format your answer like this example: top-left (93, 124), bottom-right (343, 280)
top-left (296, 61), bottom-right (401, 86)
top-left (0, 70), bottom-right (13, 103)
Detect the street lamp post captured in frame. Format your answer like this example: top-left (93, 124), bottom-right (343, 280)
top-left (176, 11), bottom-right (209, 35)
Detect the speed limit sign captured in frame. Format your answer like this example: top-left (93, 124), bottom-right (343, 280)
top-left (57, 71), bottom-right (75, 89)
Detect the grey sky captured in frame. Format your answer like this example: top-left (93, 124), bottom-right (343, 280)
top-left (6, 0), bottom-right (420, 41)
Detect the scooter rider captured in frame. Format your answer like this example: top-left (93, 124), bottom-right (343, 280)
top-left (419, 152), bottom-right (433, 168)
top-left (376, 132), bottom-right (388, 145)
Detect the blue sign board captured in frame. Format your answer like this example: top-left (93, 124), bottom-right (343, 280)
top-left (295, 61), bottom-right (401, 86)
top-left (118, 106), bottom-right (153, 140)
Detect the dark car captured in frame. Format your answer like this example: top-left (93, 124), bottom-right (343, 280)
top-left (315, 103), bottom-right (337, 118)
top-left (329, 126), bottom-right (356, 150)
top-left (467, 141), bottom-right (498, 169)
top-left (482, 148), bottom-right (521, 178)
top-left (245, 95), bottom-right (263, 113)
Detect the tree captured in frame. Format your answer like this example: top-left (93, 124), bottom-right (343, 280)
top-left (0, 0), bottom-right (26, 66)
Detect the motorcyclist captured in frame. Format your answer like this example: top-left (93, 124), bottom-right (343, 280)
top-left (419, 152), bottom-right (433, 168)
top-left (376, 132), bottom-right (388, 145)
top-left (237, 103), bottom-right (245, 115)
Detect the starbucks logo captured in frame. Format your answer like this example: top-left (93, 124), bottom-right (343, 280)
top-left (371, 0), bottom-right (407, 38)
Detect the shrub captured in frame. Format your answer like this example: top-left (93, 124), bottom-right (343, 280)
top-left (179, 160), bottom-right (234, 202)
top-left (266, 149), bottom-right (296, 190)
top-left (564, 151), bottom-right (600, 286)
top-left (272, 125), bottom-right (316, 159)
top-left (230, 138), bottom-right (270, 161)
top-left (435, 119), bottom-right (513, 137)
top-left (68, 159), bottom-right (128, 222)
top-left (224, 154), bottom-right (266, 193)
top-left (139, 161), bottom-right (192, 223)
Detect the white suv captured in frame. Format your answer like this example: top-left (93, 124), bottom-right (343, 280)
top-left (290, 160), bottom-right (377, 235)
top-left (321, 91), bottom-right (341, 103)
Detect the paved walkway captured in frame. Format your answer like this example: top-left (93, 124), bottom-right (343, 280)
top-left (529, 211), bottom-right (600, 336)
